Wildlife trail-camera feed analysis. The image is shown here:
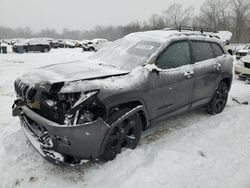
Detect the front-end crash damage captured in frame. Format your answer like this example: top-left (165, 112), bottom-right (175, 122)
top-left (12, 78), bottom-right (144, 165)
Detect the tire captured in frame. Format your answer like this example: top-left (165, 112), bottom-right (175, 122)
top-left (207, 81), bottom-right (229, 114)
top-left (43, 48), bottom-right (49, 53)
top-left (89, 47), bottom-right (95, 52)
top-left (101, 108), bottom-right (142, 161)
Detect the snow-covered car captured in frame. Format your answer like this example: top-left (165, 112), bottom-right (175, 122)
top-left (47, 39), bottom-right (59, 48)
top-left (69, 40), bottom-right (81, 48)
top-left (12, 29), bottom-right (233, 165)
top-left (235, 55), bottom-right (250, 80)
top-left (82, 38), bottom-right (110, 51)
top-left (80, 40), bottom-right (90, 48)
top-left (57, 39), bottom-right (75, 48)
top-left (236, 44), bottom-right (250, 60)
top-left (12, 39), bottom-right (51, 53)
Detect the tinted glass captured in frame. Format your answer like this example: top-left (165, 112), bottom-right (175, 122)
top-left (192, 41), bottom-right (214, 62)
top-left (156, 41), bottom-right (190, 69)
top-left (212, 43), bottom-right (224, 57)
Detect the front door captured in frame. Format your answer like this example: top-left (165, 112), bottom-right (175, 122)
top-left (148, 40), bottom-right (195, 122)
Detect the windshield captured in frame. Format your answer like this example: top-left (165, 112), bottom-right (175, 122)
top-left (243, 45), bottom-right (250, 50)
top-left (89, 35), bottom-right (162, 71)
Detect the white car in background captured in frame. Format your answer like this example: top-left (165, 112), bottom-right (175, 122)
top-left (236, 44), bottom-right (250, 60)
top-left (235, 55), bottom-right (250, 80)
top-left (83, 38), bottom-right (110, 51)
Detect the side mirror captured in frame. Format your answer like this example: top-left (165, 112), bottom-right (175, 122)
top-left (228, 49), bottom-right (233, 56)
top-left (144, 63), bottom-right (160, 75)
top-left (152, 67), bottom-right (160, 74)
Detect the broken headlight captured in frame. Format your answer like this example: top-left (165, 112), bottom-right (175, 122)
top-left (60, 90), bottom-right (106, 126)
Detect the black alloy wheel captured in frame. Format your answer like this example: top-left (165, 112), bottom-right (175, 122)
top-left (208, 82), bottom-right (229, 114)
top-left (101, 109), bottom-right (142, 161)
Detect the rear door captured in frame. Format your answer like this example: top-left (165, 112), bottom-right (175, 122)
top-left (27, 40), bottom-right (37, 51)
top-left (211, 42), bottom-right (227, 67)
top-left (191, 41), bottom-right (221, 107)
top-left (148, 40), bottom-right (195, 121)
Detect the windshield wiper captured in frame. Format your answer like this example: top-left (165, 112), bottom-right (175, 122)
top-left (99, 63), bottom-right (116, 68)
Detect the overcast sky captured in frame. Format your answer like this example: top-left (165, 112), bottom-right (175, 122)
top-left (0, 0), bottom-right (205, 32)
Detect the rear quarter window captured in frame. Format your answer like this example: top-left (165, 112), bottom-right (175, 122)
top-left (211, 43), bottom-right (224, 57)
top-left (191, 41), bottom-right (214, 62)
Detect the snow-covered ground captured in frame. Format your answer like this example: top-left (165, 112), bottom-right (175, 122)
top-left (0, 49), bottom-right (250, 188)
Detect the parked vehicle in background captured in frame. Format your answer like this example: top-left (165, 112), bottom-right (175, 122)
top-left (82, 38), bottom-right (110, 51)
top-left (58, 39), bottom-right (65, 48)
top-left (80, 40), bottom-right (90, 49)
top-left (9, 38), bottom-right (27, 46)
top-left (69, 40), bottom-right (81, 48)
top-left (57, 39), bottom-right (75, 48)
top-left (12, 28), bottom-right (233, 165)
top-left (236, 44), bottom-right (250, 60)
top-left (235, 55), bottom-right (250, 80)
top-left (48, 39), bottom-right (59, 48)
top-left (12, 39), bottom-right (51, 53)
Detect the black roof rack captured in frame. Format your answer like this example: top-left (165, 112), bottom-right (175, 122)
top-left (164, 26), bottom-right (218, 33)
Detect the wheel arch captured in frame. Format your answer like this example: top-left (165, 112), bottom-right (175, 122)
top-left (220, 77), bottom-right (232, 89)
top-left (108, 100), bottom-right (149, 131)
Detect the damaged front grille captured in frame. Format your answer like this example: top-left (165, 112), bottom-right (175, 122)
top-left (14, 79), bottom-right (36, 101)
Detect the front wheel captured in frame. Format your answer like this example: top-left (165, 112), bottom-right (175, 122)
top-left (207, 82), bottom-right (229, 114)
top-left (101, 109), bottom-right (142, 161)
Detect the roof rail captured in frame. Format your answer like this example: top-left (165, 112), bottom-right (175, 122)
top-left (163, 26), bottom-right (218, 33)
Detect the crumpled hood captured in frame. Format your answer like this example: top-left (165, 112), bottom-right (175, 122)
top-left (19, 60), bottom-right (129, 87)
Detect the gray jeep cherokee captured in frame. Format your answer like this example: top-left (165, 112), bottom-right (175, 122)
top-left (12, 29), bottom-right (233, 165)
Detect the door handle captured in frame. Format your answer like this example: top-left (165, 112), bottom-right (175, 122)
top-left (214, 63), bottom-right (222, 71)
top-left (184, 70), bottom-right (194, 78)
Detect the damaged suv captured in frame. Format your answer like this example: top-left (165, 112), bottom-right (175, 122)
top-left (12, 29), bottom-right (233, 165)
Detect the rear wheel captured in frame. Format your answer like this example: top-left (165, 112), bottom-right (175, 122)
top-left (43, 48), bottom-right (49, 53)
top-left (101, 108), bottom-right (142, 161)
top-left (89, 47), bottom-right (95, 52)
top-left (207, 81), bottom-right (229, 114)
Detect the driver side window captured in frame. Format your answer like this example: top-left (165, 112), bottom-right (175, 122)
top-left (156, 41), bottom-right (191, 69)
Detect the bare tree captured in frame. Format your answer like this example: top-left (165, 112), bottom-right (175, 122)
top-left (148, 14), bottom-right (167, 29)
top-left (230, 0), bottom-right (250, 42)
top-left (163, 3), bottom-right (194, 27)
top-left (199, 0), bottom-right (232, 30)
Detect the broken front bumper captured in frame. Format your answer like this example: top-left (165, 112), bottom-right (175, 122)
top-left (13, 105), bottom-right (110, 165)
top-left (12, 102), bottom-right (144, 165)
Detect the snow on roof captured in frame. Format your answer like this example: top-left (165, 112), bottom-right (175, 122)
top-left (126, 30), bottom-right (228, 44)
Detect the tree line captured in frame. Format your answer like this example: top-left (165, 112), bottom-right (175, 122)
top-left (0, 0), bottom-right (249, 43)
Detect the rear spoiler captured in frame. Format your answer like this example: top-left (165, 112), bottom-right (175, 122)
top-left (215, 31), bottom-right (232, 44)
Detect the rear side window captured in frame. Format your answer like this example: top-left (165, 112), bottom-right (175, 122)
top-left (156, 41), bottom-right (190, 69)
top-left (192, 41), bottom-right (214, 62)
top-left (211, 43), bottom-right (224, 57)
